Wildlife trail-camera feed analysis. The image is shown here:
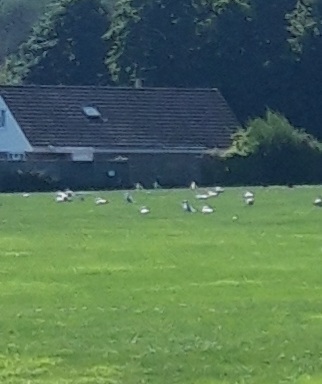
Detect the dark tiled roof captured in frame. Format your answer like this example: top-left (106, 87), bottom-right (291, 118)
top-left (0, 85), bottom-right (239, 150)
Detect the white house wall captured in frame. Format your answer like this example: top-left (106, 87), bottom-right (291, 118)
top-left (0, 96), bottom-right (32, 153)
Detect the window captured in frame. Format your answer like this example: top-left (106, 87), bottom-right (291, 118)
top-left (82, 106), bottom-right (101, 119)
top-left (7, 153), bottom-right (26, 161)
top-left (0, 109), bottom-right (6, 128)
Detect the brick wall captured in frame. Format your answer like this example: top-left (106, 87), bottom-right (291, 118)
top-left (128, 153), bottom-right (201, 188)
top-left (0, 152), bottom-right (202, 191)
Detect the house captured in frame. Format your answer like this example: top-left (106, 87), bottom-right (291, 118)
top-left (0, 85), bottom-right (239, 191)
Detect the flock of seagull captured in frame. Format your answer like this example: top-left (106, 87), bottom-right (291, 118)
top-left (182, 184), bottom-right (255, 215)
top-left (22, 181), bottom-right (322, 215)
top-left (47, 182), bottom-right (258, 216)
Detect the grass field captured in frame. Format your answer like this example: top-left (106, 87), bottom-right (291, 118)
top-left (1, 186), bottom-right (322, 384)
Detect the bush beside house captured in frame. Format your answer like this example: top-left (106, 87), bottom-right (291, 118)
top-left (203, 110), bottom-right (322, 186)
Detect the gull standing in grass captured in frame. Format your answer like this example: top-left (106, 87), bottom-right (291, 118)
top-left (243, 190), bottom-right (255, 205)
top-left (125, 192), bottom-right (134, 203)
top-left (313, 197), bottom-right (322, 207)
top-left (182, 200), bottom-right (197, 213)
top-left (135, 182), bottom-right (144, 190)
top-left (153, 180), bottom-right (161, 189)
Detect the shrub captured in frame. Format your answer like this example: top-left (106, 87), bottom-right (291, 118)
top-left (204, 110), bottom-right (322, 186)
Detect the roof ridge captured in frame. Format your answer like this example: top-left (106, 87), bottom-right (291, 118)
top-left (0, 84), bottom-right (219, 92)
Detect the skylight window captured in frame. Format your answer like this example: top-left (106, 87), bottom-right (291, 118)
top-left (82, 106), bottom-right (101, 119)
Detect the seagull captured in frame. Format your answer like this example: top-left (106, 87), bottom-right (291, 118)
top-left (245, 197), bottom-right (255, 206)
top-left (182, 200), bottom-right (189, 211)
top-left (195, 193), bottom-right (209, 200)
top-left (65, 188), bottom-right (74, 199)
top-left (95, 197), bottom-right (108, 205)
top-left (153, 181), bottom-right (161, 189)
top-left (22, 193), bottom-right (30, 198)
top-left (313, 197), bottom-right (322, 207)
top-left (207, 190), bottom-right (219, 197)
top-left (140, 206), bottom-right (150, 214)
top-left (214, 186), bottom-right (225, 194)
top-left (190, 181), bottom-right (197, 190)
top-left (244, 191), bottom-right (254, 199)
top-left (56, 192), bottom-right (68, 203)
top-left (182, 200), bottom-right (197, 213)
top-left (125, 192), bottom-right (134, 203)
top-left (201, 205), bottom-right (214, 214)
top-left (135, 182), bottom-right (144, 190)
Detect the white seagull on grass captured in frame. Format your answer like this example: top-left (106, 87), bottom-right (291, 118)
top-left (207, 190), bottom-right (219, 197)
top-left (95, 197), bottom-right (108, 205)
top-left (56, 191), bottom-right (68, 203)
top-left (214, 186), bottom-right (225, 194)
top-left (245, 197), bottom-right (255, 206)
top-left (244, 191), bottom-right (254, 199)
top-left (140, 206), bottom-right (150, 214)
top-left (195, 193), bottom-right (209, 200)
top-left (201, 205), bottom-right (214, 214)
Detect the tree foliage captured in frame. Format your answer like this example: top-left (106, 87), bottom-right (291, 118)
top-left (104, 0), bottom-right (322, 138)
top-left (227, 110), bottom-right (322, 157)
top-left (106, 0), bottom-right (249, 86)
top-left (223, 110), bottom-right (322, 185)
top-left (0, 0), bottom-right (58, 64)
top-left (286, 0), bottom-right (319, 54)
top-left (1, 0), bottom-right (112, 85)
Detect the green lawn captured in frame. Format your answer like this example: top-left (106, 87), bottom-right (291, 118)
top-left (0, 186), bottom-right (322, 384)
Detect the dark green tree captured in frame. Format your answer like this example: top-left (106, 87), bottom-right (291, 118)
top-left (205, 0), bottom-right (299, 121)
top-left (1, 0), bottom-right (112, 85)
top-left (225, 110), bottom-right (322, 185)
top-left (282, 0), bottom-right (322, 138)
top-left (108, 0), bottom-right (322, 138)
top-left (0, 0), bottom-right (50, 63)
top-left (106, 0), bottom-right (250, 86)
top-left (105, 0), bottom-right (295, 108)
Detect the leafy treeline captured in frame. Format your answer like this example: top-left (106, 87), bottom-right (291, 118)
top-left (106, 0), bottom-right (322, 138)
top-left (0, 0), bottom-right (113, 63)
top-left (1, 0), bottom-right (322, 139)
top-left (1, 0), bottom-right (112, 85)
top-left (0, 0), bottom-right (51, 61)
